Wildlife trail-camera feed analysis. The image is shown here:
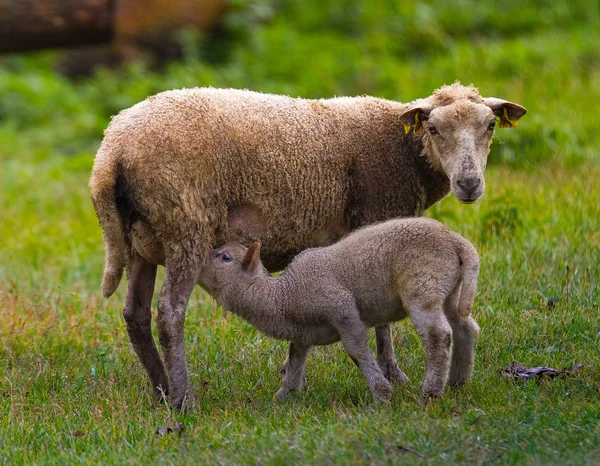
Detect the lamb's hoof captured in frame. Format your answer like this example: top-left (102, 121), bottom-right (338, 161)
top-left (448, 378), bottom-right (468, 387)
top-left (169, 392), bottom-right (196, 411)
top-left (153, 384), bottom-right (169, 403)
top-left (379, 361), bottom-right (410, 384)
top-left (422, 383), bottom-right (445, 398)
top-left (297, 378), bottom-right (307, 392)
top-left (448, 370), bottom-right (473, 387)
top-left (373, 379), bottom-right (393, 404)
top-left (274, 388), bottom-right (291, 400)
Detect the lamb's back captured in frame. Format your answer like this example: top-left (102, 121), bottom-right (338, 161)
top-left (319, 219), bottom-right (460, 310)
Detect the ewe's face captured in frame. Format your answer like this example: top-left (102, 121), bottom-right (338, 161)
top-left (424, 101), bottom-right (495, 204)
top-left (400, 95), bottom-right (526, 204)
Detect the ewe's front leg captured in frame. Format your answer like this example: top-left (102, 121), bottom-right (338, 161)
top-left (156, 265), bottom-right (199, 409)
top-left (408, 304), bottom-right (453, 397)
top-left (375, 325), bottom-right (410, 384)
top-left (276, 342), bottom-right (310, 399)
top-left (123, 251), bottom-right (168, 400)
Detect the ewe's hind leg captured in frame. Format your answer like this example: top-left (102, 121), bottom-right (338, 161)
top-left (408, 302), bottom-right (453, 397)
top-left (375, 325), bottom-right (410, 384)
top-left (123, 251), bottom-right (168, 399)
top-left (445, 288), bottom-right (479, 385)
top-left (336, 319), bottom-right (392, 403)
top-left (276, 342), bottom-right (310, 399)
top-left (156, 262), bottom-right (200, 408)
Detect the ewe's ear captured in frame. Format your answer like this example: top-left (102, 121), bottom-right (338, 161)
top-left (399, 105), bottom-right (433, 134)
top-left (242, 240), bottom-right (262, 274)
top-left (483, 97), bottom-right (527, 128)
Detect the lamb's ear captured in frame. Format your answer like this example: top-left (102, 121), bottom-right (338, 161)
top-left (399, 105), bottom-right (433, 135)
top-left (242, 240), bottom-right (262, 274)
top-left (483, 97), bottom-right (527, 128)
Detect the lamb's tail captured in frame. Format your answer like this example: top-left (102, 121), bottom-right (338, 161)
top-left (89, 148), bottom-right (129, 298)
top-left (456, 237), bottom-right (480, 317)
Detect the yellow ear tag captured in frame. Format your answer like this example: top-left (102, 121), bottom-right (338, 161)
top-left (404, 123), bottom-right (411, 134)
top-left (499, 106), bottom-right (519, 128)
top-left (413, 112), bottom-right (423, 134)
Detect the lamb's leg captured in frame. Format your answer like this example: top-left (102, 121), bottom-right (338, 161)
top-left (375, 325), bottom-right (410, 384)
top-left (279, 351), bottom-right (308, 391)
top-left (407, 302), bottom-right (453, 397)
top-left (156, 264), bottom-right (199, 409)
top-left (444, 287), bottom-right (480, 386)
top-left (447, 316), bottom-right (479, 385)
top-left (336, 321), bottom-right (392, 403)
top-left (123, 251), bottom-right (168, 400)
top-left (275, 342), bottom-right (310, 399)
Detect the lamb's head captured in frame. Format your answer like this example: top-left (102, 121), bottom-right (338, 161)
top-left (400, 83), bottom-right (527, 204)
top-left (199, 240), bottom-right (268, 297)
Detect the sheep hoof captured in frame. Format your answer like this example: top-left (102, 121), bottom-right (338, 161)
top-left (153, 385), bottom-right (169, 403)
top-left (421, 384), bottom-right (445, 398)
top-left (448, 369), bottom-right (473, 386)
top-left (379, 362), bottom-right (410, 384)
top-left (297, 378), bottom-right (307, 392)
top-left (170, 398), bottom-right (195, 412)
top-left (448, 378), bottom-right (468, 387)
top-left (374, 395), bottom-right (392, 404)
top-left (274, 388), bottom-right (291, 400)
top-left (373, 380), bottom-right (393, 403)
top-left (168, 391), bottom-right (196, 411)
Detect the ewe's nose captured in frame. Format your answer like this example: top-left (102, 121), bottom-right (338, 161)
top-left (457, 176), bottom-right (481, 194)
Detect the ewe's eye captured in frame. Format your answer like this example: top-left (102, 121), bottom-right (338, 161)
top-left (428, 125), bottom-right (438, 135)
top-left (487, 121), bottom-right (496, 131)
top-left (222, 253), bottom-right (233, 263)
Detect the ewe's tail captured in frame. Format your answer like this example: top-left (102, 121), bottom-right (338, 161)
top-left (89, 148), bottom-right (129, 298)
top-left (456, 237), bottom-right (480, 317)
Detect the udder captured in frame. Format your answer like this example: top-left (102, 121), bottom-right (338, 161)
top-left (311, 213), bottom-right (350, 246)
top-left (224, 203), bottom-right (268, 243)
top-left (226, 205), bottom-right (350, 272)
top-left (223, 202), bottom-right (297, 271)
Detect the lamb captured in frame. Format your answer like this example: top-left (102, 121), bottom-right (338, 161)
top-left (199, 217), bottom-right (481, 402)
top-left (89, 83), bottom-right (525, 407)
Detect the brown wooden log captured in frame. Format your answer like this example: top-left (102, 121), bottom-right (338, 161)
top-left (0, 0), bottom-right (227, 55)
top-left (114, 0), bottom-right (227, 40)
top-left (0, 0), bottom-right (114, 53)
top-left (112, 0), bottom-right (227, 62)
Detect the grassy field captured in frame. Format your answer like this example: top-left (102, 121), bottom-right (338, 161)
top-left (1, 1), bottom-right (599, 464)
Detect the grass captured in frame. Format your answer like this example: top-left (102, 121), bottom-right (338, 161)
top-left (1, 164), bottom-right (598, 465)
top-left (1, 0), bottom-right (599, 464)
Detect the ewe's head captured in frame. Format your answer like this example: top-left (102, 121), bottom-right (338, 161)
top-left (199, 241), bottom-right (267, 296)
top-left (400, 83), bottom-right (527, 204)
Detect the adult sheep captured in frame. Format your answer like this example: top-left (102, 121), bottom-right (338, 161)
top-left (90, 82), bottom-right (526, 407)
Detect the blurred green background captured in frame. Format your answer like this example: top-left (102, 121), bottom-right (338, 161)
top-left (1, 0), bottom-right (598, 293)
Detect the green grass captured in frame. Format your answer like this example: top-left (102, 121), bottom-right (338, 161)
top-left (2, 163), bottom-right (598, 465)
top-left (1, 0), bottom-right (599, 464)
